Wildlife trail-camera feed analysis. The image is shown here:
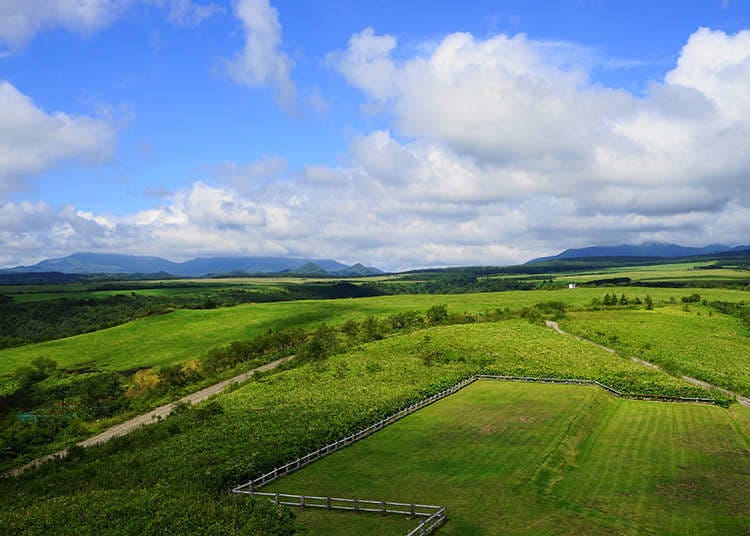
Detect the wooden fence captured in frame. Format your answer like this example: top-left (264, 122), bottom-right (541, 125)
top-left (233, 375), bottom-right (478, 493)
top-left (233, 373), bottom-right (719, 534)
top-left (234, 491), bottom-right (447, 536)
top-left (477, 375), bottom-right (719, 404)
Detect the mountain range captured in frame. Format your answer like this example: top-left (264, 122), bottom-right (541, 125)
top-left (2, 253), bottom-right (384, 277)
top-left (527, 242), bottom-right (750, 264)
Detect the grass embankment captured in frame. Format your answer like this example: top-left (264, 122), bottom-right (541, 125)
top-left (0, 320), bottom-right (726, 534)
top-left (272, 381), bottom-right (749, 535)
top-left (561, 304), bottom-right (750, 397)
top-left (2, 286), bottom-right (748, 376)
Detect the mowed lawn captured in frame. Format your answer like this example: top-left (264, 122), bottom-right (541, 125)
top-left (2, 287), bottom-right (748, 376)
top-left (263, 381), bottom-right (750, 535)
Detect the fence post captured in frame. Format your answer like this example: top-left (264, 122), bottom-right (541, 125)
top-left (300, 495), bottom-right (305, 509)
top-left (410, 503), bottom-right (415, 518)
top-left (274, 493), bottom-right (279, 505)
top-left (327, 497), bottom-right (331, 511)
top-left (381, 501), bottom-right (386, 516)
top-left (354, 499), bottom-right (359, 513)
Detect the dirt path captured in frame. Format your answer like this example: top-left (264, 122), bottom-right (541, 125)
top-left (4, 355), bottom-right (293, 478)
top-left (544, 320), bottom-right (750, 408)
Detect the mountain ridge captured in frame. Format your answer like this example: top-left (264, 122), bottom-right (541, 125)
top-left (3, 253), bottom-right (383, 277)
top-left (526, 242), bottom-right (750, 264)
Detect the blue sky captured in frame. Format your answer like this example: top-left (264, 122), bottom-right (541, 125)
top-left (1, 0), bottom-right (749, 270)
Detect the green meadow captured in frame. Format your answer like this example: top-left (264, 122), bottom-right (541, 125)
top-left (264, 381), bottom-right (750, 535)
top-left (1, 286), bottom-right (748, 376)
top-left (562, 304), bottom-right (750, 397)
top-left (2, 319), bottom-right (732, 534)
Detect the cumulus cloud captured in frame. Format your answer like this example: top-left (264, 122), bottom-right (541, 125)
top-left (226, 0), bottom-right (296, 111)
top-left (0, 0), bottom-right (222, 51)
top-left (4, 26), bottom-right (750, 270)
top-left (0, 81), bottom-right (116, 198)
top-left (327, 26), bottom-right (750, 222)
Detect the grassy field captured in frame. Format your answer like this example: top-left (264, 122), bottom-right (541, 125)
top-left (561, 304), bottom-right (750, 397)
top-left (556, 263), bottom-right (750, 283)
top-left (2, 286), bottom-right (748, 376)
top-left (0, 320), bottom-right (722, 534)
top-left (264, 381), bottom-right (750, 535)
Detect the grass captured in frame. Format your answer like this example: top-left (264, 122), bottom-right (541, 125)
top-left (561, 304), bottom-right (750, 397)
top-left (264, 381), bottom-right (750, 535)
top-left (2, 286), bottom-right (748, 376)
top-left (0, 320), bottom-right (720, 534)
top-left (553, 261), bottom-right (750, 283)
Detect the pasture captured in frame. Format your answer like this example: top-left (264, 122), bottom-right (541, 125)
top-left (552, 260), bottom-right (750, 283)
top-left (1, 286), bottom-right (748, 376)
top-left (263, 381), bottom-right (750, 535)
top-left (1, 319), bottom-right (728, 534)
top-left (562, 304), bottom-right (750, 397)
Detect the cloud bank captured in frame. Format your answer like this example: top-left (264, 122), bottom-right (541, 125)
top-left (3, 26), bottom-right (750, 269)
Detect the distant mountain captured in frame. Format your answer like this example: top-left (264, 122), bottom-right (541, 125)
top-left (334, 263), bottom-right (384, 276)
top-left (527, 242), bottom-right (742, 264)
top-left (4, 253), bottom-right (380, 277)
top-left (282, 262), bottom-right (330, 276)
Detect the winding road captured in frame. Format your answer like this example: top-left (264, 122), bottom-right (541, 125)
top-left (4, 355), bottom-right (294, 478)
top-left (544, 320), bottom-right (750, 408)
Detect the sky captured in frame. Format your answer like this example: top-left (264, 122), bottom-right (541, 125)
top-left (1, 0), bottom-right (750, 271)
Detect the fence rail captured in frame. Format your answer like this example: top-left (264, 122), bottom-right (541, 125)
top-left (234, 375), bottom-right (478, 493)
top-left (233, 372), bottom-right (720, 534)
top-left (240, 491), bottom-right (443, 518)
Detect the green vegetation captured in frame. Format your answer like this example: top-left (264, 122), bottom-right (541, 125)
top-left (269, 381), bottom-right (749, 535)
top-left (2, 286), bottom-right (748, 377)
top-left (562, 304), bottom-right (750, 397)
top-left (0, 280), bottom-right (381, 349)
top-left (0, 319), bottom-right (725, 534)
top-left (2, 253), bottom-right (750, 535)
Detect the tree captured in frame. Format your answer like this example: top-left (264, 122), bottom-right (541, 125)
top-left (619, 294), bottom-right (629, 306)
top-left (79, 372), bottom-right (126, 418)
top-left (158, 364), bottom-right (187, 389)
top-left (645, 295), bottom-right (654, 310)
top-left (427, 304), bottom-right (448, 324)
top-left (297, 325), bottom-right (338, 362)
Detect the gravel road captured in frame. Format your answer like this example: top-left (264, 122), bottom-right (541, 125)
top-left (4, 355), bottom-right (293, 478)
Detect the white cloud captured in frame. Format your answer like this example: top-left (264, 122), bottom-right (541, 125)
top-left (159, 0), bottom-right (225, 26)
top-left (0, 0), bottom-right (222, 51)
top-left (226, 0), bottom-right (296, 111)
top-left (0, 81), bottom-right (116, 198)
top-left (4, 27), bottom-right (750, 270)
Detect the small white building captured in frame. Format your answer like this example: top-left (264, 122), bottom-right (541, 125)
top-left (568, 283), bottom-right (576, 289)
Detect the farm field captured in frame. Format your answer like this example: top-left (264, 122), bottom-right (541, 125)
top-left (0, 320), bottom-right (724, 534)
top-left (263, 381), bottom-right (750, 535)
top-left (555, 262), bottom-right (750, 283)
top-left (1, 286), bottom-right (748, 376)
top-left (561, 304), bottom-right (750, 397)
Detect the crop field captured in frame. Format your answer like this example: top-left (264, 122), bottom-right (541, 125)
top-left (555, 262), bottom-right (750, 283)
top-left (266, 381), bottom-right (750, 535)
top-left (1, 286), bottom-right (748, 376)
top-left (0, 319), bottom-right (725, 534)
top-left (561, 304), bottom-right (750, 397)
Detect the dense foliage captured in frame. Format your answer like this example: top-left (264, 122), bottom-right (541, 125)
top-left (0, 282), bottom-right (383, 350)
